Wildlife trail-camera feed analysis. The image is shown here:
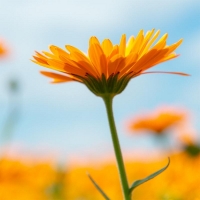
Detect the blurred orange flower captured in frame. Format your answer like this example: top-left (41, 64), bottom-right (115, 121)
top-left (32, 29), bottom-right (187, 97)
top-left (179, 133), bottom-right (200, 157)
top-left (128, 106), bottom-right (185, 134)
top-left (1, 154), bottom-right (200, 199)
top-left (0, 39), bottom-right (8, 58)
top-left (0, 158), bottom-right (56, 200)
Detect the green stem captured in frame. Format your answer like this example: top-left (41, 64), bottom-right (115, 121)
top-left (102, 94), bottom-right (131, 200)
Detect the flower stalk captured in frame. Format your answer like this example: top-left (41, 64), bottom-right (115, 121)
top-left (103, 94), bottom-right (131, 200)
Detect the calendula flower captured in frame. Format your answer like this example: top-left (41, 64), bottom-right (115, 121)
top-left (128, 107), bottom-right (185, 134)
top-left (32, 29), bottom-right (187, 97)
top-left (32, 30), bottom-right (188, 200)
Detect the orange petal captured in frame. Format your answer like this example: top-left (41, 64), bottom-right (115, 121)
top-left (40, 71), bottom-right (80, 83)
top-left (88, 43), bottom-right (107, 77)
top-left (119, 53), bottom-right (138, 77)
top-left (107, 55), bottom-right (124, 76)
top-left (47, 53), bottom-right (87, 77)
top-left (139, 48), bottom-right (170, 71)
top-left (35, 51), bottom-right (48, 59)
top-left (151, 33), bottom-right (168, 51)
top-left (152, 53), bottom-right (179, 67)
top-left (31, 59), bottom-right (49, 68)
top-left (47, 59), bottom-right (66, 72)
top-left (63, 61), bottom-right (87, 77)
top-left (32, 56), bottom-right (48, 65)
top-left (46, 58), bottom-right (85, 77)
top-left (65, 45), bottom-right (97, 76)
top-left (130, 49), bottom-right (158, 72)
top-left (109, 45), bottom-right (119, 59)
top-left (164, 39), bottom-right (183, 54)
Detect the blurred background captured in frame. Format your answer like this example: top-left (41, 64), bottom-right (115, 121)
top-left (0, 0), bottom-right (200, 199)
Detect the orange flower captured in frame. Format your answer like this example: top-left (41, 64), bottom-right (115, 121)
top-left (32, 29), bottom-right (188, 97)
top-left (128, 107), bottom-right (185, 134)
top-left (0, 39), bottom-right (8, 58)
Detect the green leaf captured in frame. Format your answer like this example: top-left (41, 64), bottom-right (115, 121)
top-left (129, 157), bottom-right (170, 194)
top-left (87, 172), bottom-right (110, 200)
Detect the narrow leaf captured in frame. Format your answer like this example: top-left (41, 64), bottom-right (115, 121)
top-left (129, 157), bottom-right (170, 194)
top-left (87, 172), bottom-right (110, 200)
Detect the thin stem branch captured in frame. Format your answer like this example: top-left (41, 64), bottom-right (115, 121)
top-left (103, 94), bottom-right (131, 200)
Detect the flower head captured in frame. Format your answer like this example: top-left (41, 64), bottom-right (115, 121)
top-left (128, 106), bottom-right (185, 134)
top-left (32, 29), bottom-right (187, 97)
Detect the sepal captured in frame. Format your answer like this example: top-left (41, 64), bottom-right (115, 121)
top-left (74, 73), bottom-right (132, 97)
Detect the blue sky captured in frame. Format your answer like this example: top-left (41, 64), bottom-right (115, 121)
top-left (0, 0), bottom-right (200, 162)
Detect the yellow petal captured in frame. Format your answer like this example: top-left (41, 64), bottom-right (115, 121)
top-left (119, 34), bottom-right (126, 56)
top-left (49, 45), bottom-right (59, 56)
top-left (138, 29), bottom-right (155, 57)
top-left (151, 33), bottom-right (168, 51)
top-left (141, 30), bottom-right (160, 56)
top-left (130, 30), bottom-right (144, 55)
top-left (125, 36), bottom-right (135, 56)
top-left (89, 36), bottom-right (101, 46)
top-left (42, 51), bottom-right (57, 59)
top-left (101, 39), bottom-right (113, 57)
